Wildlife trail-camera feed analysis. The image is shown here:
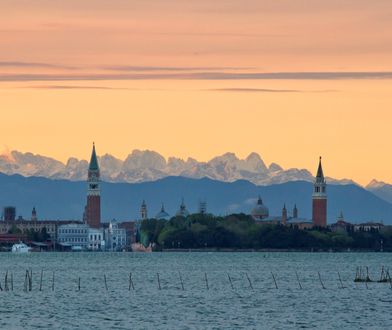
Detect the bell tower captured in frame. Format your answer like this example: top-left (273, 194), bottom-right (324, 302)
top-left (86, 143), bottom-right (101, 228)
top-left (312, 157), bottom-right (327, 227)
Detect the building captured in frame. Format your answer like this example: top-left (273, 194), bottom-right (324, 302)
top-left (155, 204), bottom-right (170, 220)
top-left (354, 222), bottom-right (384, 232)
top-left (105, 220), bottom-right (127, 251)
top-left (251, 196), bottom-right (269, 221)
top-left (85, 143), bottom-right (101, 229)
top-left (88, 227), bottom-right (105, 250)
top-left (330, 212), bottom-right (354, 233)
top-left (140, 200), bottom-right (148, 220)
top-left (31, 207), bottom-right (37, 221)
top-left (57, 223), bottom-right (89, 249)
top-left (3, 206), bottom-right (16, 221)
top-left (118, 221), bottom-right (137, 248)
top-left (284, 204), bottom-right (313, 229)
top-left (312, 157), bottom-right (327, 227)
top-left (176, 199), bottom-right (190, 217)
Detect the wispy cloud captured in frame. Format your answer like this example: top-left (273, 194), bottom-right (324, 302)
top-left (25, 85), bottom-right (130, 90)
top-left (1, 71), bottom-right (392, 82)
top-left (0, 61), bottom-right (77, 70)
top-left (208, 88), bottom-right (337, 93)
top-left (102, 66), bottom-right (255, 72)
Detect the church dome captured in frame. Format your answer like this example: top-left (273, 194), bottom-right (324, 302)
top-left (155, 204), bottom-right (170, 220)
top-left (176, 199), bottom-right (190, 217)
top-left (251, 196), bottom-right (269, 219)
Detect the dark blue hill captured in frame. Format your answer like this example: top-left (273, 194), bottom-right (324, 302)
top-left (0, 173), bottom-right (391, 224)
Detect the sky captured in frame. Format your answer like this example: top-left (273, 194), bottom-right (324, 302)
top-left (1, 0), bottom-right (392, 185)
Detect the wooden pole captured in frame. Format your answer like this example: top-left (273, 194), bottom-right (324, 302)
top-left (0, 274), bottom-right (3, 291)
top-left (204, 272), bottom-right (209, 290)
top-left (271, 272), bottom-right (278, 289)
top-left (157, 273), bottom-right (161, 290)
top-left (227, 273), bottom-right (234, 290)
top-left (24, 270), bottom-right (28, 292)
top-left (338, 272), bottom-right (345, 289)
top-left (78, 277), bottom-right (81, 291)
top-left (4, 270), bottom-right (8, 291)
top-left (39, 270), bottom-right (43, 291)
top-left (179, 272), bottom-right (185, 291)
top-left (246, 273), bottom-right (253, 290)
top-left (318, 272), bottom-right (326, 290)
top-left (128, 272), bottom-right (135, 290)
top-left (10, 272), bottom-right (13, 291)
top-left (29, 269), bottom-right (32, 291)
top-left (387, 270), bottom-right (392, 289)
top-left (295, 271), bottom-right (303, 290)
top-left (104, 274), bottom-right (108, 291)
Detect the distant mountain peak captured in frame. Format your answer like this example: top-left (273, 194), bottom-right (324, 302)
top-left (0, 149), bottom-right (353, 186)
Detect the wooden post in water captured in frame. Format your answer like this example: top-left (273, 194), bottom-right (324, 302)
top-left (29, 269), bottom-right (32, 291)
top-left (39, 270), bottom-right (43, 291)
top-left (0, 275), bottom-right (3, 291)
top-left (104, 274), bottom-right (108, 291)
top-left (157, 273), bottom-right (161, 290)
top-left (295, 271), bottom-right (303, 290)
top-left (338, 272), bottom-right (346, 289)
top-left (271, 272), bottom-right (278, 289)
top-left (387, 270), bottom-right (392, 289)
top-left (227, 273), bottom-right (234, 290)
top-left (179, 272), bottom-right (184, 291)
top-left (246, 273), bottom-right (253, 290)
top-left (318, 272), bottom-right (326, 290)
top-left (10, 272), bottom-right (13, 291)
top-left (4, 270), bottom-right (9, 291)
top-left (78, 277), bottom-right (81, 291)
top-left (24, 270), bottom-right (28, 292)
top-left (128, 272), bottom-right (135, 290)
top-left (204, 272), bottom-right (209, 290)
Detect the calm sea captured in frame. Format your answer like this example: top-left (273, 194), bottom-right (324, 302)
top-left (0, 252), bottom-right (391, 329)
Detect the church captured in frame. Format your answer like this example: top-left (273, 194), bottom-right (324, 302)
top-left (251, 157), bottom-right (327, 229)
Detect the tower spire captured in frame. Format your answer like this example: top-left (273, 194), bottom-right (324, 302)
top-left (316, 156), bottom-right (325, 182)
top-left (89, 142), bottom-right (99, 171)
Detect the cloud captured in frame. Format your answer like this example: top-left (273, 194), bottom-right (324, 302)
top-left (0, 61), bottom-right (76, 70)
top-left (207, 88), bottom-right (337, 93)
top-left (1, 71), bottom-right (392, 82)
top-left (102, 66), bottom-right (255, 72)
top-left (25, 85), bottom-right (130, 90)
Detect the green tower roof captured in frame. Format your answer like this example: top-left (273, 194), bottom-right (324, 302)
top-left (89, 143), bottom-right (99, 171)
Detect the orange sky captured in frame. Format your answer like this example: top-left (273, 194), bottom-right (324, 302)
top-left (1, 0), bottom-right (392, 185)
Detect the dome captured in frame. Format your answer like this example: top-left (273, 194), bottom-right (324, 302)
top-left (251, 196), bottom-right (269, 219)
top-left (155, 204), bottom-right (170, 220)
top-left (176, 199), bottom-right (190, 217)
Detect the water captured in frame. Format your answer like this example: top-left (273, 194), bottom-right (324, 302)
top-left (0, 252), bottom-right (391, 329)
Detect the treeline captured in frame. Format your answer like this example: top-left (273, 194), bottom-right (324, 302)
top-left (139, 214), bottom-right (392, 251)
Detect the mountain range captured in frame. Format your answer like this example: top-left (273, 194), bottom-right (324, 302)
top-left (0, 173), bottom-right (391, 224)
top-left (0, 149), bottom-right (355, 186)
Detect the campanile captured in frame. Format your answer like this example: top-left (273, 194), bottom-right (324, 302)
top-left (312, 157), bottom-right (327, 227)
top-left (86, 143), bottom-right (101, 228)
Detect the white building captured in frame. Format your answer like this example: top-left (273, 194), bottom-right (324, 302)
top-left (105, 220), bottom-right (127, 251)
top-left (57, 223), bottom-right (89, 250)
top-left (88, 228), bottom-right (105, 251)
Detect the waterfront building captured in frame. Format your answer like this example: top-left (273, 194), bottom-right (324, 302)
top-left (118, 221), bottom-right (137, 247)
top-left (312, 157), bottom-right (327, 227)
top-left (140, 200), bottom-right (148, 220)
top-left (88, 227), bottom-right (104, 250)
top-left (57, 223), bottom-right (89, 249)
top-left (105, 220), bottom-right (127, 251)
top-left (155, 204), bottom-right (170, 220)
top-left (85, 143), bottom-right (101, 229)
top-left (176, 199), bottom-right (190, 217)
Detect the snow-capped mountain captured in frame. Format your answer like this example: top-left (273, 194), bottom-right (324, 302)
top-left (0, 149), bottom-right (353, 185)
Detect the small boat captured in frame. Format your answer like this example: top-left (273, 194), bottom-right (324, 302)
top-left (11, 242), bottom-right (31, 253)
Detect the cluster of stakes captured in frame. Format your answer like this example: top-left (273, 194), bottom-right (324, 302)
top-left (0, 267), bottom-right (391, 292)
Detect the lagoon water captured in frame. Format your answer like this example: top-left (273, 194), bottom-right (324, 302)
top-left (0, 252), bottom-right (391, 329)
